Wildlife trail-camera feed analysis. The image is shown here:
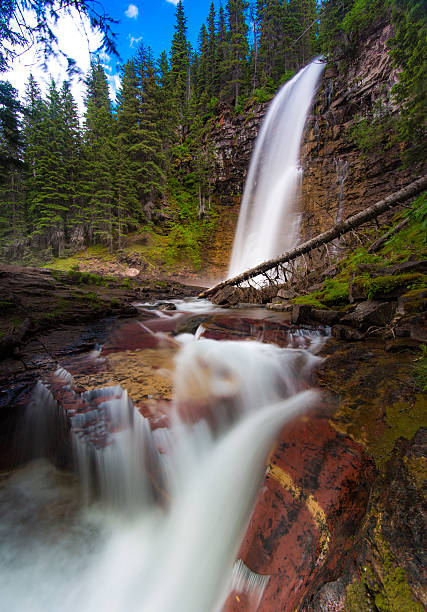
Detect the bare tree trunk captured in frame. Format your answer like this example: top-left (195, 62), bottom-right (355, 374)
top-left (199, 175), bottom-right (427, 298)
top-left (368, 217), bottom-right (410, 253)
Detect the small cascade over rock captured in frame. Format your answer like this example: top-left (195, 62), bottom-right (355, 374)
top-left (6, 327), bottom-right (320, 612)
top-left (228, 59), bottom-right (325, 278)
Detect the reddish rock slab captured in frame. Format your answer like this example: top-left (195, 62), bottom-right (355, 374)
top-left (102, 314), bottom-right (182, 354)
top-left (223, 407), bottom-right (375, 612)
top-left (198, 310), bottom-right (328, 349)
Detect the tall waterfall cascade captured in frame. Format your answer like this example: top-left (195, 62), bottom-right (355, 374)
top-left (228, 59), bottom-right (325, 278)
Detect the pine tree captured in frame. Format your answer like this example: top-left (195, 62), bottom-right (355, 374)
top-left (170, 0), bottom-right (191, 132)
top-left (82, 62), bottom-right (116, 251)
top-left (318, 0), bottom-right (354, 58)
top-left (224, 0), bottom-right (249, 108)
top-left (389, 0), bottom-right (427, 164)
top-left (133, 44), bottom-right (166, 210)
top-left (60, 81), bottom-right (84, 248)
top-left (0, 80), bottom-right (25, 254)
top-left (195, 24), bottom-right (210, 104)
top-left (290, 0), bottom-right (318, 66)
top-left (206, 2), bottom-right (218, 99)
top-left (257, 0), bottom-right (286, 86)
top-left (116, 59), bottom-right (141, 227)
top-left (157, 51), bottom-right (176, 153)
top-left (26, 79), bottom-right (71, 256)
top-left (216, 4), bottom-right (229, 100)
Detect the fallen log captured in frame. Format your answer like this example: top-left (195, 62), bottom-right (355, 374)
top-left (199, 175), bottom-right (427, 298)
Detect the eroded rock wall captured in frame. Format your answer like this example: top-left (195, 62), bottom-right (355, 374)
top-left (209, 22), bottom-right (421, 264)
top-left (300, 23), bottom-right (416, 240)
top-left (210, 103), bottom-right (267, 204)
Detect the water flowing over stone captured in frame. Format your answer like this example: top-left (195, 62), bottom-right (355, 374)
top-left (2, 325), bottom-right (319, 612)
top-left (228, 59), bottom-right (325, 278)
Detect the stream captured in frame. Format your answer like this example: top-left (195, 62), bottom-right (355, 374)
top-left (0, 299), bottom-right (328, 612)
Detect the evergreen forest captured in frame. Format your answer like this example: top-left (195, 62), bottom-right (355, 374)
top-left (0, 0), bottom-right (425, 268)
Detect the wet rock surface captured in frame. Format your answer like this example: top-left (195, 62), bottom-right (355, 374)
top-left (225, 408), bottom-right (375, 612)
top-left (0, 264), bottom-right (201, 360)
top-left (1, 297), bottom-right (425, 611)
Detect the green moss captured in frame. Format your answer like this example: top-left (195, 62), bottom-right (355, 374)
top-left (365, 273), bottom-right (426, 299)
top-left (80, 291), bottom-right (100, 303)
top-left (66, 270), bottom-right (105, 286)
top-left (330, 349), bottom-right (427, 471)
top-left (404, 455), bottom-right (427, 490)
top-left (346, 560), bottom-right (423, 612)
top-left (49, 269), bottom-right (62, 282)
top-left (293, 294), bottom-right (328, 309)
top-left (53, 296), bottom-right (70, 314)
top-left (292, 278), bottom-right (349, 309)
top-left (321, 278), bottom-right (350, 305)
top-left (346, 576), bottom-right (371, 611)
top-left (45, 254), bottom-right (84, 272)
top-left (370, 395), bottom-right (427, 470)
top-left (413, 345), bottom-right (427, 392)
top-left (122, 278), bottom-right (133, 289)
top-left (338, 247), bottom-right (382, 275)
top-left (346, 535), bottom-right (423, 612)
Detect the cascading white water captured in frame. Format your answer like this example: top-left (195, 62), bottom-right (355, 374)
top-left (228, 59), bottom-right (325, 278)
top-left (1, 331), bottom-right (320, 612)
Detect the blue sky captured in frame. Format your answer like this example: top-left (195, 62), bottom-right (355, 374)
top-left (106, 1), bottom-right (218, 65)
top-left (4, 1), bottom-right (218, 114)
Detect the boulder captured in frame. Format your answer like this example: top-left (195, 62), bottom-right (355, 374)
top-left (393, 313), bottom-right (427, 341)
top-left (235, 303), bottom-right (264, 309)
top-left (291, 304), bottom-right (313, 324)
top-left (340, 300), bottom-right (396, 329)
top-left (385, 338), bottom-right (422, 352)
top-left (124, 267), bottom-right (140, 277)
top-left (397, 289), bottom-right (427, 317)
top-left (331, 324), bottom-right (365, 340)
top-left (210, 286), bottom-right (243, 306)
top-left (174, 314), bottom-right (211, 335)
top-left (158, 302), bottom-right (177, 311)
top-left (277, 288), bottom-right (295, 300)
top-left (349, 276), bottom-right (368, 302)
top-left (311, 309), bottom-right (342, 325)
top-left (383, 260), bottom-right (427, 276)
top-left (267, 302), bottom-right (293, 312)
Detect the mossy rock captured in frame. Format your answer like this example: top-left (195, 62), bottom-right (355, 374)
top-left (365, 273), bottom-right (426, 299)
top-left (397, 288), bottom-right (427, 316)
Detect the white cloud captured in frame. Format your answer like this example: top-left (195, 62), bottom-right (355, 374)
top-left (128, 35), bottom-right (143, 48)
top-left (125, 4), bottom-right (139, 19)
top-left (3, 8), bottom-right (119, 116)
top-left (165, 0), bottom-right (179, 6)
top-left (108, 74), bottom-right (122, 101)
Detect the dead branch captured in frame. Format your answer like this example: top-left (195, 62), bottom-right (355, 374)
top-left (199, 175), bottom-right (427, 298)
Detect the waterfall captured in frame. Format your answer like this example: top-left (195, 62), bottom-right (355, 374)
top-left (2, 61), bottom-right (327, 612)
top-left (2, 331), bottom-right (320, 612)
top-left (228, 59), bottom-right (325, 278)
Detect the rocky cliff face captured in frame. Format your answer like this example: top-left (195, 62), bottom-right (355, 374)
top-left (210, 103), bottom-right (267, 204)
top-left (208, 21), bottom-right (419, 272)
top-left (300, 22), bottom-right (415, 242)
